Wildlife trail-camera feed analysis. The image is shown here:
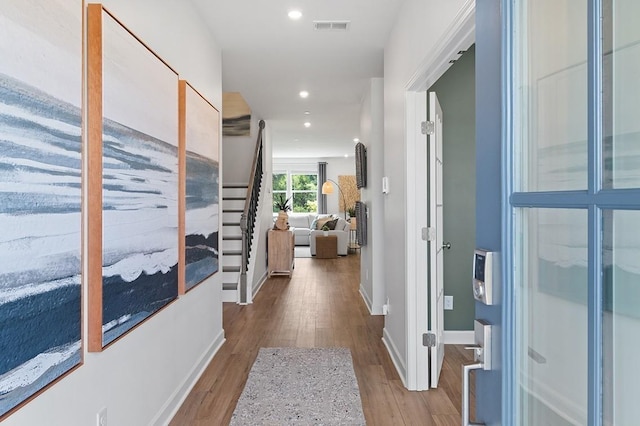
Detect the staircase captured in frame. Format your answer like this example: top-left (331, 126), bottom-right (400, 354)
top-left (222, 120), bottom-right (265, 304)
top-left (221, 185), bottom-right (247, 302)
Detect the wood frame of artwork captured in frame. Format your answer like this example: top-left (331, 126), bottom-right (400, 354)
top-left (0, 0), bottom-right (84, 419)
top-left (87, 4), bottom-right (179, 352)
top-left (178, 80), bottom-right (221, 294)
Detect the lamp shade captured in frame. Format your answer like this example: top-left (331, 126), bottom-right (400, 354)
top-left (321, 181), bottom-right (334, 195)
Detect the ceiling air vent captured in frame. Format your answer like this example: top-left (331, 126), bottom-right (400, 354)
top-left (313, 20), bottom-right (350, 31)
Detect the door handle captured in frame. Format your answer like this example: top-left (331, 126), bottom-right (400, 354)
top-left (462, 362), bottom-right (485, 426)
top-left (442, 242), bottom-right (451, 250)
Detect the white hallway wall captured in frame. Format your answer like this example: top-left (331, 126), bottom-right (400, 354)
top-left (382, 0), bottom-right (468, 385)
top-left (359, 78), bottom-right (386, 315)
top-left (3, 1), bottom-right (224, 425)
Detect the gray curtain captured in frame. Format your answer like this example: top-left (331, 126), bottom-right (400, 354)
top-left (318, 162), bottom-right (327, 214)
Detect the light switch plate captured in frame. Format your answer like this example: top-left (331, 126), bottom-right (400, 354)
top-left (444, 295), bottom-right (453, 310)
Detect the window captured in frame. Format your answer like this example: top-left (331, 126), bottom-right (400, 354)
top-left (272, 172), bottom-right (287, 213)
top-left (290, 173), bottom-right (317, 212)
top-left (272, 171), bottom-right (318, 213)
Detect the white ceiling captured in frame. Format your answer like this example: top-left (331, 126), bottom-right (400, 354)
top-left (190, 0), bottom-right (404, 158)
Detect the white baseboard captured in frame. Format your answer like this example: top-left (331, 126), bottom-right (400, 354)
top-left (359, 284), bottom-right (373, 314)
top-left (382, 328), bottom-right (407, 388)
top-left (221, 289), bottom-right (238, 303)
top-left (252, 271), bottom-right (268, 299)
top-left (443, 330), bottom-right (474, 345)
top-left (153, 330), bottom-right (225, 425)
top-left (359, 284), bottom-right (385, 315)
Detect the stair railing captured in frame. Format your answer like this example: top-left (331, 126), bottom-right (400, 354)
top-left (239, 120), bottom-right (265, 303)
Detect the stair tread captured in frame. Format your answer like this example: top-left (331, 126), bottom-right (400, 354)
top-left (223, 250), bottom-right (242, 256)
top-left (223, 197), bottom-right (246, 200)
top-left (223, 236), bottom-right (242, 240)
top-left (222, 184), bottom-right (249, 189)
top-left (223, 266), bottom-right (241, 272)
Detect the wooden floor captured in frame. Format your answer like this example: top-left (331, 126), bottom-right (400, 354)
top-left (170, 253), bottom-right (473, 425)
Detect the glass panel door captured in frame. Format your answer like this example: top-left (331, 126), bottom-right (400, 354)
top-left (515, 0), bottom-right (588, 192)
top-left (517, 209), bottom-right (588, 425)
top-left (509, 0), bottom-right (640, 424)
top-left (602, 210), bottom-right (640, 425)
top-left (603, 0), bottom-right (640, 188)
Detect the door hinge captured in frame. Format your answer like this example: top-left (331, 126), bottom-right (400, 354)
top-left (421, 121), bottom-right (435, 135)
top-left (426, 227), bottom-right (436, 241)
top-left (423, 332), bottom-right (436, 347)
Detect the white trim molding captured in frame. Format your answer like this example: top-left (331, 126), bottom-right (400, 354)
top-left (406, 0), bottom-right (475, 92)
top-left (360, 284), bottom-right (374, 314)
top-left (153, 330), bottom-right (225, 425)
top-left (382, 328), bottom-right (407, 389)
top-left (405, 90), bottom-right (430, 391)
top-left (403, 0), bottom-right (475, 392)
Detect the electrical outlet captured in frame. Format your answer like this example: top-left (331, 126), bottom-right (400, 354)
top-left (444, 295), bottom-right (454, 310)
top-left (97, 407), bottom-right (107, 426)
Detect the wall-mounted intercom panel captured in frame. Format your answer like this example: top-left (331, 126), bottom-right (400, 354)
top-left (472, 249), bottom-right (499, 305)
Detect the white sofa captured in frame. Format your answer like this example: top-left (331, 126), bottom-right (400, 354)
top-left (287, 214), bottom-right (315, 246)
top-left (309, 217), bottom-right (350, 256)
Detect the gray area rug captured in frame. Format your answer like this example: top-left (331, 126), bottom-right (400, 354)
top-left (230, 347), bottom-right (366, 425)
top-left (294, 246), bottom-right (312, 258)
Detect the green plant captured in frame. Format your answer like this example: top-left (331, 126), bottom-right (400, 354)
top-left (321, 225), bottom-right (330, 231)
top-left (274, 193), bottom-right (291, 211)
top-left (347, 206), bottom-right (356, 217)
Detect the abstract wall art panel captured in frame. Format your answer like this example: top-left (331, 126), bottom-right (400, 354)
top-left (222, 92), bottom-right (251, 136)
top-left (0, 0), bottom-right (83, 418)
top-left (179, 81), bottom-right (220, 293)
top-left (87, 5), bottom-right (179, 351)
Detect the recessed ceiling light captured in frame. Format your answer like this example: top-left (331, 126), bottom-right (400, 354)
top-left (344, 154), bottom-right (349, 158)
top-left (299, 90), bottom-right (309, 99)
top-left (304, 122), bottom-right (311, 128)
top-left (288, 10), bottom-right (302, 20)
top-left (353, 138), bottom-right (360, 143)
top-left (304, 111), bottom-right (311, 115)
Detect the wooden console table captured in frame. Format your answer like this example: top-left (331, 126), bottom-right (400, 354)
top-left (268, 229), bottom-right (294, 277)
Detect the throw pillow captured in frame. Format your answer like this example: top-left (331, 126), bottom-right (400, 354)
top-left (324, 218), bottom-right (338, 230)
top-left (316, 216), bottom-right (332, 230)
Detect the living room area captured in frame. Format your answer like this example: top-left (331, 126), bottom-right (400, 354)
top-left (273, 156), bottom-right (362, 259)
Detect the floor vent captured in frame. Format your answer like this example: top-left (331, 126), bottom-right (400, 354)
top-left (313, 20), bottom-right (350, 31)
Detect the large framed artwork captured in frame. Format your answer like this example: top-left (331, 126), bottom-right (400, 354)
top-left (179, 81), bottom-right (220, 294)
top-left (87, 5), bottom-right (179, 351)
top-left (0, 1), bottom-right (83, 418)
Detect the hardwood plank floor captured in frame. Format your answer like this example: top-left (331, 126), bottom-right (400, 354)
top-left (170, 253), bottom-right (473, 425)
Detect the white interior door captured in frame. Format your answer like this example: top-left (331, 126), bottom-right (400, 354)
top-left (428, 91), bottom-right (445, 388)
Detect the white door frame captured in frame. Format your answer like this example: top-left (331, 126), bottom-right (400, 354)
top-left (403, 0), bottom-right (475, 391)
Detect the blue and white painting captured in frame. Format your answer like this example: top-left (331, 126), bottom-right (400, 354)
top-left (99, 10), bottom-right (179, 347)
top-left (185, 85), bottom-right (220, 291)
top-left (0, 0), bottom-right (82, 418)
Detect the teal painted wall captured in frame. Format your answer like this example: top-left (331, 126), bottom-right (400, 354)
top-left (429, 45), bottom-right (476, 331)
